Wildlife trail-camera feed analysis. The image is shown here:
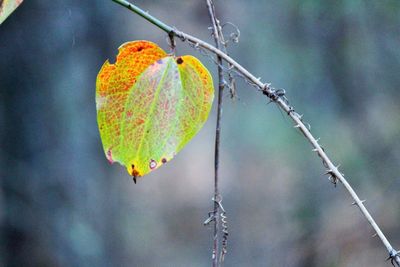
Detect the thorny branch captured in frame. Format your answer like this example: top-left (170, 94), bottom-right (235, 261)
top-left (111, 0), bottom-right (400, 265)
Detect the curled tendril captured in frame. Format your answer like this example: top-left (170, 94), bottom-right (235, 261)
top-left (221, 22), bottom-right (240, 44)
top-left (219, 207), bottom-right (228, 262)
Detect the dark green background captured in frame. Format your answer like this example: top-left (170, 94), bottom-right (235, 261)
top-left (1, 1), bottom-right (400, 266)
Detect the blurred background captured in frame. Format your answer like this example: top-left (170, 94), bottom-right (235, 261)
top-left (1, 1), bottom-right (400, 266)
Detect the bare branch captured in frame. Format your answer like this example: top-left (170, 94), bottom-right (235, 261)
top-left (205, 0), bottom-right (224, 265)
top-left (205, 0), bottom-right (231, 265)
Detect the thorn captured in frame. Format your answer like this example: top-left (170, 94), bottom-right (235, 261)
top-left (385, 249), bottom-right (399, 266)
top-left (275, 88), bottom-right (286, 96)
top-left (390, 249), bottom-right (400, 258)
top-left (351, 200), bottom-right (365, 206)
top-left (322, 160), bottom-right (329, 168)
top-left (328, 176), bottom-right (338, 186)
top-left (372, 233), bottom-right (377, 237)
top-left (315, 137), bottom-right (320, 142)
top-left (298, 114), bottom-right (303, 119)
top-left (312, 148), bottom-right (318, 152)
top-left (324, 169), bottom-right (333, 175)
top-left (294, 124), bottom-right (301, 128)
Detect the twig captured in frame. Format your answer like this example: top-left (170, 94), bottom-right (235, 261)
top-left (111, 0), bottom-right (400, 265)
top-left (205, 0), bottom-right (225, 266)
top-left (204, 1), bottom-right (230, 263)
top-left (206, 0), bottom-right (222, 266)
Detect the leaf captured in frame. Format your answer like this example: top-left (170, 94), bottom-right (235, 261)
top-left (0, 0), bottom-right (23, 25)
top-left (96, 40), bottom-right (214, 180)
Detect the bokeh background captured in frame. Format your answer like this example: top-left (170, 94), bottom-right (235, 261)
top-left (1, 1), bottom-right (400, 266)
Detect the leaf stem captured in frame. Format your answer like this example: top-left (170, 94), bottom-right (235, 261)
top-left (112, 0), bottom-right (400, 265)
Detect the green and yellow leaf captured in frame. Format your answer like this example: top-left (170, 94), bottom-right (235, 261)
top-left (96, 40), bottom-right (214, 180)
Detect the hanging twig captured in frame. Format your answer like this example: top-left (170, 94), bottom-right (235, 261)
top-left (204, 0), bottom-right (228, 266)
top-left (205, 0), bottom-right (222, 265)
top-left (110, 0), bottom-right (400, 265)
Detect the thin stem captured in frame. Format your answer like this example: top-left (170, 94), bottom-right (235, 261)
top-left (113, 0), bottom-right (400, 265)
top-left (111, 0), bottom-right (173, 34)
top-left (206, 0), bottom-right (223, 266)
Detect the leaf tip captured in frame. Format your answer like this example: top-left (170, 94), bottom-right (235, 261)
top-left (127, 163), bottom-right (141, 178)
